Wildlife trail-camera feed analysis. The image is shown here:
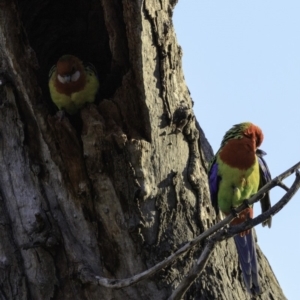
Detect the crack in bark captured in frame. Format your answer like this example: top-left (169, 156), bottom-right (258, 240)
top-left (143, 0), bottom-right (172, 122)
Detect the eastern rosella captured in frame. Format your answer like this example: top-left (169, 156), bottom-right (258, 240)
top-left (208, 122), bottom-right (272, 295)
top-left (49, 55), bottom-right (99, 114)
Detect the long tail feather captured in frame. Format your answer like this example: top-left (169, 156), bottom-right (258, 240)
top-left (234, 231), bottom-right (261, 295)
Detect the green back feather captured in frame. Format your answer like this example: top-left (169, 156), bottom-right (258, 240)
top-left (220, 122), bottom-right (252, 148)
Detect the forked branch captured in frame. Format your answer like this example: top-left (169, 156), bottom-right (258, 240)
top-left (168, 165), bottom-right (300, 300)
top-left (79, 161), bottom-right (300, 294)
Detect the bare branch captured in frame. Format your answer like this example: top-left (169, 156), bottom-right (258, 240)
top-left (78, 162), bottom-right (300, 290)
top-left (277, 181), bottom-right (290, 192)
top-left (229, 171), bottom-right (300, 236)
top-left (167, 240), bottom-right (215, 300)
top-left (168, 170), bottom-right (300, 300)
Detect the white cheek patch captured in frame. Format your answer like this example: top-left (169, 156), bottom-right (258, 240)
top-left (57, 74), bottom-right (67, 84)
top-left (71, 71), bottom-right (80, 82)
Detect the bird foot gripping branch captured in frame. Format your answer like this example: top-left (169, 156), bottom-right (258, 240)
top-left (243, 199), bottom-right (251, 208)
top-left (230, 206), bottom-right (239, 218)
top-left (208, 122), bottom-right (272, 295)
top-left (49, 55), bottom-right (99, 115)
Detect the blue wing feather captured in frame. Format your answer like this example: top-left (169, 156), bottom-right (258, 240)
top-left (256, 149), bottom-right (272, 227)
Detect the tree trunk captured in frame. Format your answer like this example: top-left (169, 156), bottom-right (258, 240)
top-left (0, 0), bottom-right (286, 299)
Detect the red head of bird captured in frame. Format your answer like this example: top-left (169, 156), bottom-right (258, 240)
top-left (219, 122), bottom-right (264, 170)
top-left (54, 55), bottom-right (86, 96)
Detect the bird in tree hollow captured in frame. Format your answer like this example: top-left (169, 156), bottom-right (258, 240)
top-left (208, 122), bottom-right (272, 295)
top-left (49, 55), bottom-right (99, 115)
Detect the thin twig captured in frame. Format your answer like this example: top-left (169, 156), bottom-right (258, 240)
top-left (167, 241), bottom-right (215, 300)
top-left (277, 181), bottom-right (290, 192)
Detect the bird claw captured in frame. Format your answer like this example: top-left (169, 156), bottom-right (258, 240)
top-left (231, 207), bottom-right (239, 218)
top-left (243, 199), bottom-right (250, 208)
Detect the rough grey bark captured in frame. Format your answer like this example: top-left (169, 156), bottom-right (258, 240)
top-left (0, 0), bottom-right (286, 299)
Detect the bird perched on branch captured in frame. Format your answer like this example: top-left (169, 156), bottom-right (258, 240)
top-left (49, 55), bottom-right (99, 115)
top-left (208, 122), bottom-right (272, 295)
